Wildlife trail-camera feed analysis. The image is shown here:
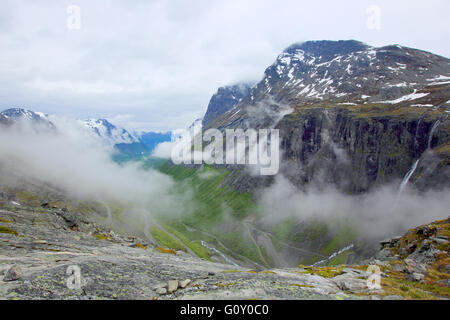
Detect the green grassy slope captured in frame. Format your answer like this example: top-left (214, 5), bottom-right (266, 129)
top-left (141, 158), bottom-right (360, 268)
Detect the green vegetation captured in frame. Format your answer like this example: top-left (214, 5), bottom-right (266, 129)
top-left (299, 265), bottom-right (345, 278)
top-left (150, 227), bottom-right (185, 252)
top-left (0, 226), bottom-right (18, 235)
top-left (15, 190), bottom-right (41, 206)
top-left (93, 233), bottom-right (111, 241)
top-left (141, 158), bottom-right (361, 268)
top-left (321, 221), bottom-right (357, 256)
top-left (327, 251), bottom-right (351, 266)
top-left (152, 162), bottom-right (255, 224)
top-left (145, 159), bottom-right (266, 264)
top-left (161, 223), bottom-right (212, 260)
top-left (271, 218), bottom-right (297, 243)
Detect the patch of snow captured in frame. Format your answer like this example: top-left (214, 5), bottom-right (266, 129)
top-left (376, 90), bottom-right (430, 104)
top-left (411, 104), bottom-right (434, 107)
top-left (427, 75), bottom-right (450, 81)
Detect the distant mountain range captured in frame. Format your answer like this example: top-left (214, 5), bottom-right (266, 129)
top-left (1, 40), bottom-right (449, 279)
top-left (0, 108), bottom-right (54, 129)
top-left (0, 108), bottom-right (172, 160)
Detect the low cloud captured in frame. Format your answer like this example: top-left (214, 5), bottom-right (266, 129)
top-left (0, 119), bottom-right (186, 218)
top-left (1, 0), bottom-right (449, 130)
top-left (258, 175), bottom-right (450, 240)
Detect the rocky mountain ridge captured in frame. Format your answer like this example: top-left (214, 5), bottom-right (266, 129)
top-left (83, 118), bottom-right (139, 146)
top-left (201, 40), bottom-right (450, 193)
top-left (0, 108), bottom-right (54, 129)
top-left (202, 83), bottom-right (254, 128)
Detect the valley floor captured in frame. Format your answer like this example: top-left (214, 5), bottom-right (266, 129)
top-left (1, 201), bottom-right (448, 300)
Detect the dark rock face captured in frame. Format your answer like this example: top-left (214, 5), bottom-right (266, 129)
top-left (202, 83), bottom-right (254, 128)
top-left (203, 40), bottom-right (450, 193)
top-left (277, 107), bottom-right (449, 193)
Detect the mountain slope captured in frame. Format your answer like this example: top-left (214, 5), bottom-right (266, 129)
top-left (154, 40), bottom-right (450, 270)
top-left (202, 83), bottom-right (254, 127)
top-left (82, 118), bottom-right (150, 161)
top-left (0, 108), bottom-right (54, 129)
top-left (205, 40), bottom-right (450, 193)
top-left (1, 187), bottom-right (448, 300)
top-left (83, 118), bottom-right (139, 145)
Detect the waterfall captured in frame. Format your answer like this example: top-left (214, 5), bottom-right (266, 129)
top-left (311, 244), bottom-right (354, 267)
top-left (398, 159), bottom-right (419, 195)
top-left (427, 120), bottom-right (440, 149)
top-left (396, 118), bottom-right (426, 198)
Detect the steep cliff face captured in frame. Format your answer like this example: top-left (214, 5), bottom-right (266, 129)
top-left (202, 83), bottom-right (254, 128)
top-left (205, 40), bottom-right (450, 193)
top-left (278, 104), bottom-right (449, 193)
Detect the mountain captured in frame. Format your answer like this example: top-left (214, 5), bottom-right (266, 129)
top-left (202, 83), bottom-right (254, 127)
top-left (145, 40), bottom-right (450, 270)
top-left (204, 40), bottom-right (450, 193)
top-left (83, 118), bottom-right (139, 145)
top-left (0, 108), bottom-right (54, 129)
top-left (237, 40), bottom-right (449, 109)
top-left (0, 108), bottom-right (150, 161)
top-left (82, 119), bottom-right (151, 161)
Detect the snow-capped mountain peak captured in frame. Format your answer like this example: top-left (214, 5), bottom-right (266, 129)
top-left (82, 118), bottom-right (139, 145)
top-left (0, 108), bottom-right (54, 128)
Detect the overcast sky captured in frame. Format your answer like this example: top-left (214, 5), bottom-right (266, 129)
top-left (1, 0), bottom-right (449, 131)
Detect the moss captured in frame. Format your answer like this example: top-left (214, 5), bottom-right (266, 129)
top-left (15, 190), bottom-right (41, 206)
top-left (0, 226), bottom-right (18, 235)
top-left (434, 143), bottom-right (450, 155)
top-left (291, 284), bottom-right (315, 288)
top-left (376, 272), bottom-right (440, 300)
top-left (299, 266), bottom-right (345, 278)
top-left (260, 270), bottom-right (276, 274)
top-left (157, 247), bottom-right (177, 255)
top-left (216, 282), bottom-right (235, 288)
top-left (135, 243), bottom-right (147, 250)
top-left (93, 234), bottom-right (111, 241)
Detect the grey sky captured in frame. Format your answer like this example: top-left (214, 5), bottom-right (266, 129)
top-left (1, 0), bottom-right (449, 131)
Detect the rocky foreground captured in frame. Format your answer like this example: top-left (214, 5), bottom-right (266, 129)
top-left (0, 195), bottom-right (448, 300)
